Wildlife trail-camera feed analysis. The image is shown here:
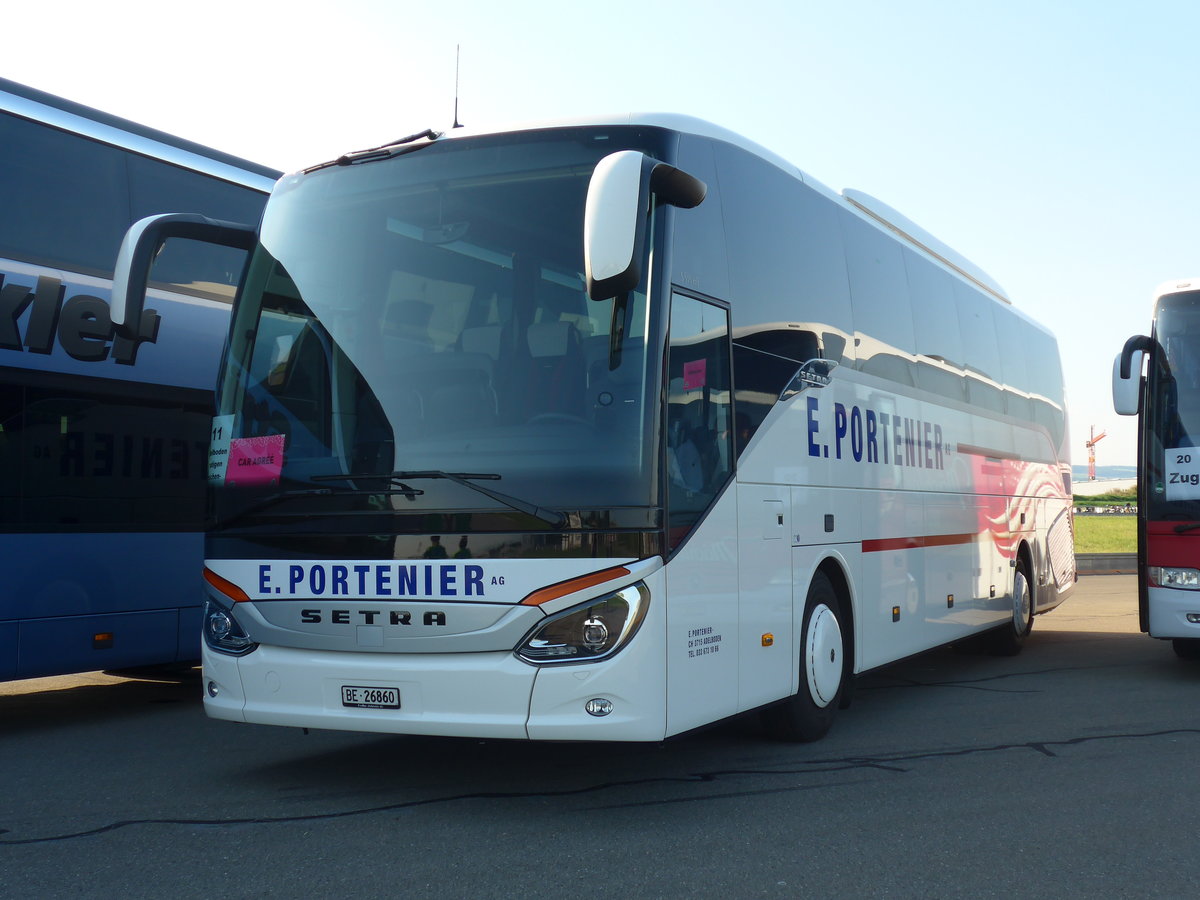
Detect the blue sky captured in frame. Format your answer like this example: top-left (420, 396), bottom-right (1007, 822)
top-left (8, 0), bottom-right (1198, 467)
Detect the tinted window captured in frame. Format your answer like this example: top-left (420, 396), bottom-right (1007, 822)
top-left (0, 374), bottom-right (210, 530)
top-left (0, 112), bottom-right (128, 275)
top-left (992, 302), bottom-right (1033, 420)
top-left (842, 210), bottom-right (916, 386)
top-left (0, 110), bottom-right (269, 293)
top-left (672, 135), bottom-right (730, 301)
top-left (667, 293), bottom-right (732, 552)
top-left (714, 142), bottom-right (854, 367)
top-left (955, 282), bottom-right (1004, 413)
top-left (907, 250), bottom-right (967, 404)
top-left (130, 154), bottom-right (269, 301)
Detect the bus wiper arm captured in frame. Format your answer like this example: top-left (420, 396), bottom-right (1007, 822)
top-left (1173, 522), bottom-right (1200, 534)
top-left (323, 470), bottom-right (566, 528)
top-left (318, 129), bottom-right (442, 170)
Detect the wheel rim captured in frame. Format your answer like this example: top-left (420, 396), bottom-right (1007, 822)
top-left (806, 603), bottom-right (843, 708)
top-left (1012, 569), bottom-right (1031, 635)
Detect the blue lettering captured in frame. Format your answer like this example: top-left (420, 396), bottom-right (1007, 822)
top-left (924, 422), bottom-right (933, 468)
top-left (424, 567), bottom-right (433, 596)
top-left (834, 403), bottom-right (848, 460)
top-left (850, 406), bottom-right (863, 462)
top-left (894, 415), bottom-right (904, 465)
top-left (376, 565), bottom-right (392, 595)
top-left (866, 410), bottom-right (878, 463)
top-left (354, 564), bottom-right (370, 594)
top-left (935, 425), bottom-right (944, 469)
top-left (807, 396), bottom-right (821, 458)
top-left (440, 565), bottom-right (457, 595)
top-left (259, 565), bottom-right (272, 593)
top-left (331, 565), bottom-right (348, 596)
top-left (465, 565), bottom-right (484, 596)
top-left (396, 565), bottom-right (417, 595)
top-left (904, 418), bottom-right (915, 467)
top-left (288, 565), bottom-right (303, 593)
top-left (309, 566), bottom-right (326, 595)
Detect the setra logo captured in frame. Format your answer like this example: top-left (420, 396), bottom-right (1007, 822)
top-left (299, 609), bottom-right (448, 627)
top-left (0, 273), bottom-right (160, 365)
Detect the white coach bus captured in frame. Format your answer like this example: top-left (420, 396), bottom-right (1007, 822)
top-left (112, 115), bottom-right (1075, 741)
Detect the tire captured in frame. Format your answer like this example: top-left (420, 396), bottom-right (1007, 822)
top-left (1172, 638), bottom-right (1200, 660)
top-left (762, 571), bottom-right (845, 742)
top-left (987, 557), bottom-right (1033, 657)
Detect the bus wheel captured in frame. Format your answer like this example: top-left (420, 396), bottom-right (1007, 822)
top-left (762, 571), bottom-right (844, 742)
top-left (1172, 639), bottom-right (1200, 660)
top-left (987, 557), bottom-right (1033, 656)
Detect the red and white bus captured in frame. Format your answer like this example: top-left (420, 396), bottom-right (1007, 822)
top-left (1114, 279), bottom-right (1200, 659)
top-left (112, 115), bottom-right (1076, 741)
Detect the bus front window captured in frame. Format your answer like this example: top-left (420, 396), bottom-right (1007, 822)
top-left (215, 131), bottom-right (667, 518)
top-left (1148, 292), bottom-right (1200, 519)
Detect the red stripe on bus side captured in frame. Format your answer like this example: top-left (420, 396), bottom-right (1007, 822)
top-left (861, 533), bottom-right (978, 553)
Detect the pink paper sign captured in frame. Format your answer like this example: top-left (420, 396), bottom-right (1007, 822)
top-left (225, 434), bottom-right (286, 486)
top-left (682, 359), bottom-right (707, 390)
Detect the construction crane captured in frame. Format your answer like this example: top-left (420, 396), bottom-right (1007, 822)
top-left (1086, 426), bottom-right (1107, 481)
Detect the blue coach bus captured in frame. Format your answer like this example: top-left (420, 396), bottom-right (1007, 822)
top-left (0, 79), bottom-right (279, 680)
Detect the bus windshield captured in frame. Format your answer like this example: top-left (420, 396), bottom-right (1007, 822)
top-left (1147, 291), bottom-right (1200, 520)
top-left (215, 130), bottom-right (665, 522)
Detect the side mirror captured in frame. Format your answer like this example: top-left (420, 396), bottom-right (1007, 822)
top-left (1112, 334), bottom-right (1151, 416)
top-left (583, 151), bottom-right (706, 301)
top-left (112, 213), bottom-right (257, 339)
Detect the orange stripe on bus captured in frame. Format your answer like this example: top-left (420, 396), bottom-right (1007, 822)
top-left (519, 566), bottom-right (632, 607)
top-left (203, 567), bottom-right (251, 603)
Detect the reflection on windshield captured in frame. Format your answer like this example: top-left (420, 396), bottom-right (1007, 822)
top-left (1148, 293), bottom-right (1200, 517)
top-left (217, 132), bottom-right (662, 513)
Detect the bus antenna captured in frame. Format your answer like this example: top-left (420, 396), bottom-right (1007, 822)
top-left (452, 45), bottom-right (464, 129)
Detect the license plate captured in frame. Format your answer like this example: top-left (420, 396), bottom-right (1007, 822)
top-left (341, 685), bottom-right (400, 709)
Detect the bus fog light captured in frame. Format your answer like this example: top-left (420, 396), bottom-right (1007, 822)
top-left (516, 582), bottom-right (649, 664)
top-left (207, 681), bottom-right (219, 698)
top-left (585, 698), bottom-right (613, 717)
top-left (1187, 614), bottom-right (1200, 624)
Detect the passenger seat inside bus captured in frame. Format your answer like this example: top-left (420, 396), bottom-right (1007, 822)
top-left (523, 321), bottom-right (584, 420)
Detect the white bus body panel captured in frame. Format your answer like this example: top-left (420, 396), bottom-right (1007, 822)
top-left (204, 644), bottom-right (536, 738)
top-left (1147, 586), bottom-right (1200, 640)
top-left (736, 359), bottom-right (1070, 674)
top-left (205, 564), bottom-right (674, 741)
top-left (663, 487), bottom-right (741, 737)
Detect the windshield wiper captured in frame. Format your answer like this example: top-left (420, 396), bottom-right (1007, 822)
top-left (306, 129), bottom-right (443, 171)
top-left (315, 470), bottom-right (566, 528)
top-left (1174, 522), bottom-right (1200, 534)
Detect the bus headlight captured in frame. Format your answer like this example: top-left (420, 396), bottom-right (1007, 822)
top-left (203, 596), bottom-right (258, 656)
top-left (1149, 567), bottom-right (1200, 590)
top-left (516, 582), bottom-right (649, 664)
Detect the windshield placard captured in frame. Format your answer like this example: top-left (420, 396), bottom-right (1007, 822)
top-left (1165, 447), bottom-right (1200, 501)
top-left (226, 434), bottom-right (286, 486)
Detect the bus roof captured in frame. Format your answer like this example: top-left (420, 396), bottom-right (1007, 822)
top-left (0, 77), bottom-right (280, 192)
top-left (345, 112), bottom-right (1009, 305)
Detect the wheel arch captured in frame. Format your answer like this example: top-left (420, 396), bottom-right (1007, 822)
top-left (1016, 539), bottom-right (1036, 611)
top-left (814, 556), bottom-right (856, 681)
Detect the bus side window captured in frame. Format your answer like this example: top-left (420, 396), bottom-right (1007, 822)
top-left (666, 293), bottom-right (732, 551)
